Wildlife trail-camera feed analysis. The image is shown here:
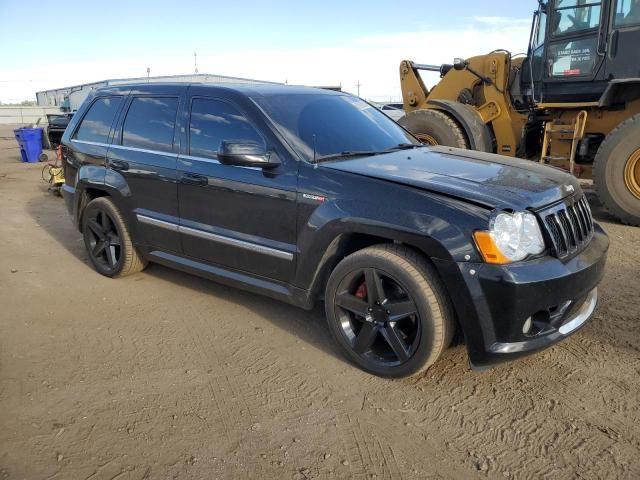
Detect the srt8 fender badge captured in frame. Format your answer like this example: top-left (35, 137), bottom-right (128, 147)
top-left (302, 193), bottom-right (326, 202)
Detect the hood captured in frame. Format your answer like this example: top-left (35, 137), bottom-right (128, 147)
top-left (321, 146), bottom-right (580, 211)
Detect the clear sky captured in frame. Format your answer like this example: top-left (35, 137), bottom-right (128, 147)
top-left (0, 0), bottom-right (535, 102)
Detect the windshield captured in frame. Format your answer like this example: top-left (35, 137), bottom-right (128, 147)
top-left (252, 93), bottom-right (419, 162)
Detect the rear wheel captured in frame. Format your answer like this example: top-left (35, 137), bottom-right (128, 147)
top-left (324, 245), bottom-right (455, 378)
top-left (82, 197), bottom-right (147, 277)
top-left (594, 114), bottom-right (640, 226)
top-left (398, 109), bottom-right (468, 148)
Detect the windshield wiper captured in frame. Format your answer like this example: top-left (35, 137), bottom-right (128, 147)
top-left (314, 144), bottom-right (422, 163)
top-left (385, 143), bottom-right (422, 151)
top-left (314, 151), bottom-right (380, 163)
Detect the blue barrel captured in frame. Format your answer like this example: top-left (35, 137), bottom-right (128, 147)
top-left (15, 127), bottom-right (43, 163)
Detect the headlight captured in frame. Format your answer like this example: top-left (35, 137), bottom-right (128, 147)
top-left (474, 211), bottom-right (545, 264)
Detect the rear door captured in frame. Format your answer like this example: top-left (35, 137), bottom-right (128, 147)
top-left (67, 95), bottom-right (125, 173)
top-left (107, 86), bottom-right (184, 253)
top-left (177, 93), bottom-right (298, 282)
top-left (605, 0), bottom-right (640, 78)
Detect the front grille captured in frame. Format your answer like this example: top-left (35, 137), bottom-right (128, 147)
top-left (542, 195), bottom-right (594, 259)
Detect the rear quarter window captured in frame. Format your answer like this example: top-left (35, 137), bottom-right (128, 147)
top-left (73, 97), bottom-right (124, 144)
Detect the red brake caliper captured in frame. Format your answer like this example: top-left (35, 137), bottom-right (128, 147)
top-left (354, 281), bottom-right (368, 320)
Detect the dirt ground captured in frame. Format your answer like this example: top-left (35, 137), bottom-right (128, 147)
top-left (0, 125), bottom-right (638, 480)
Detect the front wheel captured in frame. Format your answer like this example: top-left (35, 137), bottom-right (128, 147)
top-left (82, 197), bottom-right (147, 277)
top-left (324, 245), bottom-right (455, 378)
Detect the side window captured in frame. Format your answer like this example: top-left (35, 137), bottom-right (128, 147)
top-left (532, 11), bottom-right (548, 50)
top-left (551, 0), bottom-right (602, 36)
top-left (189, 98), bottom-right (264, 159)
top-left (73, 96), bottom-right (123, 144)
top-left (530, 11), bottom-right (548, 82)
top-left (122, 97), bottom-right (178, 153)
top-left (548, 36), bottom-right (599, 76)
top-left (615, 0), bottom-right (640, 27)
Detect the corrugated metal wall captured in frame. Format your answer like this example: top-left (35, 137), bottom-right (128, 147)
top-left (0, 106), bottom-right (63, 125)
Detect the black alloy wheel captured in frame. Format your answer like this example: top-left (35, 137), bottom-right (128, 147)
top-left (334, 267), bottom-right (421, 367)
top-left (85, 208), bottom-right (122, 272)
top-left (81, 197), bottom-right (147, 278)
top-left (325, 245), bottom-right (454, 378)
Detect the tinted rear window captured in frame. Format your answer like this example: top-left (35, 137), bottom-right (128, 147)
top-left (74, 97), bottom-right (123, 144)
top-left (121, 97), bottom-right (179, 153)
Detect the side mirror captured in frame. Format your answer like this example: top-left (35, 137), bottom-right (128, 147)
top-left (218, 141), bottom-right (281, 169)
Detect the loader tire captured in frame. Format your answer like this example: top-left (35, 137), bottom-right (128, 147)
top-left (594, 114), bottom-right (640, 226)
top-left (398, 109), bottom-right (468, 149)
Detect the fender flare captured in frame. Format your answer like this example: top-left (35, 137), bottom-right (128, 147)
top-left (598, 78), bottom-right (640, 106)
top-left (73, 165), bottom-right (133, 229)
top-left (427, 99), bottom-right (494, 153)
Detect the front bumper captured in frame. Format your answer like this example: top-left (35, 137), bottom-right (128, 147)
top-left (436, 224), bottom-right (609, 368)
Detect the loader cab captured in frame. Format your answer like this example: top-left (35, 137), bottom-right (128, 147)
top-left (522, 0), bottom-right (640, 104)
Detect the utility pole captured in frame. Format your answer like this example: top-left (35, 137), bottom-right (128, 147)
top-left (194, 51), bottom-right (199, 74)
top-left (356, 80), bottom-right (362, 97)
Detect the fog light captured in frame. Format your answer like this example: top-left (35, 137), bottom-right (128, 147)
top-left (522, 316), bottom-right (532, 335)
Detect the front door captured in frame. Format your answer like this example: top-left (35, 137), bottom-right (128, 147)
top-left (605, 0), bottom-right (640, 78)
top-left (542, 0), bottom-right (607, 102)
top-left (177, 96), bottom-right (298, 282)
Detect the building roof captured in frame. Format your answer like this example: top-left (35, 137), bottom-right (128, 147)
top-left (36, 73), bottom-right (281, 95)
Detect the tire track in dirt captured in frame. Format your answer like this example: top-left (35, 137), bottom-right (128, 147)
top-left (175, 304), bottom-right (270, 477)
top-left (185, 302), bottom-right (424, 479)
top-left (349, 342), bottom-right (639, 480)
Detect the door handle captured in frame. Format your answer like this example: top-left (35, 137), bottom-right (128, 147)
top-left (110, 159), bottom-right (129, 171)
top-left (608, 30), bottom-right (619, 59)
top-left (181, 173), bottom-right (208, 186)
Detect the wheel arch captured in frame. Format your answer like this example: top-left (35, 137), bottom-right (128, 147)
top-left (426, 100), bottom-right (494, 153)
top-left (74, 165), bottom-right (132, 231)
top-left (305, 226), bottom-right (456, 303)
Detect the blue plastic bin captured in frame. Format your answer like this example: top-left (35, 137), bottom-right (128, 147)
top-left (14, 127), bottom-right (43, 163)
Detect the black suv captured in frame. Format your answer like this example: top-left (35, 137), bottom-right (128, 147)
top-left (61, 83), bottom-right (608, 377)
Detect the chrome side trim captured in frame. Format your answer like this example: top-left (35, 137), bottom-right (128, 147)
top-left (71, 139), bottom-right (178, 157)
top-left (558, 288), bottom-right (597, 335)
top-left (179, 225), bottom-right (294, 261)
top-left (110, 143), bottom-right (178, 157)
top-left (71, 140), bottom-right (259, 169)
top-left (136, 214), bottom-right (293, 261)
top-left (179, 154), bottom-right (262, 171)
top-left (180, 154), bottom-right (221, 164)
top-left (137, 214), bottom-right (179, 232)
top-left (71, 139), bottom-right (109, 148)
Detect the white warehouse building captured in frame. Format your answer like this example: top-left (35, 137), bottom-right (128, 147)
top-left (36, 73), bottom-right (281, 111)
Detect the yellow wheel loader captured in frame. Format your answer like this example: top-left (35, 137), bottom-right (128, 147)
top-left (399, 0), bottom-right (640, 225)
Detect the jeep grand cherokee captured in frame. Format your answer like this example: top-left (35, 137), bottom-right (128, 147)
top-left (61, 83), bottom-right (608, 377)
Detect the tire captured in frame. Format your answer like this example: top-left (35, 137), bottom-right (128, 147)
top-left (324, 244), bottom-right (455, 378)
top-left (398, 109), bottom-right (469, 148)
top-left (82, 197), bottom-right (147, 277)
top-left (594, 114), bottom-right (640, 226)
